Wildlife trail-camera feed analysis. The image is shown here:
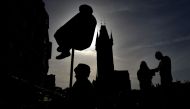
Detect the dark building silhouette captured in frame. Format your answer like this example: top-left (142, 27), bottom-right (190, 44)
top-left (96, 25), bottom-right (114, 88)
top-left (95, 25), bottom-right (131, 92)
top-left (2, 0), bottom-right (52, 85)
top-left (113, 70), bottom-right (131, 92)
top-left (94, 25), bottom-right (131, 109)
top-left (1, 0), bottom-right (53, 107)
top-left (44, 74), bottom-right (56, 90)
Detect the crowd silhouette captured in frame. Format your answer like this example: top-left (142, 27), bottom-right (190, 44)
top-left (1, 0), bottom-right (190, 109)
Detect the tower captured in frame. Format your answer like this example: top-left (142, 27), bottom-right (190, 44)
top-left (96, 25), bottom-right (114, 87)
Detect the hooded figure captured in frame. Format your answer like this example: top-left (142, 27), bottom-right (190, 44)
top-left (54, 4), bottom-right (97, 59)
top-left (137, 61), bottom-right (155, 91)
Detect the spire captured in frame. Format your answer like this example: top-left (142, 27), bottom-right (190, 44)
top-left (110, 31), bottom-right (113, 45)
top-left (101, 18), bottom-right (106, 25)
top-left (101, 20), bottom-right (103, 26)
top-left (96, 23), bottom-right (114, 85)
top-left (110, 31), bottom-right (113, 40)
top-left (99, 25), bottom-right (109, 39)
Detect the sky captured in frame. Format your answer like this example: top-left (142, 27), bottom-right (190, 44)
top-left (44, 0), bottom-right (190, 89)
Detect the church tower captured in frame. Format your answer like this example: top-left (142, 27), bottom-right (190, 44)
top-left (96, 25), bottom-right (114, 85)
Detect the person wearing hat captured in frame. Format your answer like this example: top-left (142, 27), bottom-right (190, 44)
top-left (70, 63), bottom-right (95, 109)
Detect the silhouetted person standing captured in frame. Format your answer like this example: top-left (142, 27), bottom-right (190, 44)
top-left (70, 63), bottom-right (95, 109)
top-left (137, 61), bottom-right (155, 91)
top-left (54, 4), bottom-right (97, 59)
top-left (154, 51), bottom-right (173, 87)
top-left (137, 61), bottom-right (156, 108)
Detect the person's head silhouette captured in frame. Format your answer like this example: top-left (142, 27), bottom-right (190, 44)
top-left (74, 63), bottom-right (90, 80)
top-left (140, 61), bottom-right (149, 69)
top-left (155, 51), bottom-right (163, 60)
top-left (79, 4), bottom-right (93, 14)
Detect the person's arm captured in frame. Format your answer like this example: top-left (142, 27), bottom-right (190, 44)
top-left (151, 68), bottom-right (159, 72)
top-left (151, 63), bottom-right (160, 73)
top-left (150, 69), bottom-right (156, 77)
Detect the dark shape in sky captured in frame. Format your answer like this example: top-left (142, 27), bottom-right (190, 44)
top-left (54, 4), bottom-right (97, 59)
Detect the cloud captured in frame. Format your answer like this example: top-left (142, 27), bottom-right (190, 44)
top-left (127, 36), bottom-right (190, 53)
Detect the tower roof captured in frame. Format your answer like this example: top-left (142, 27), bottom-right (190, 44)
top-left (98, 25), bottom-right (112, 40)
top-left (96, 24), bottom-right (113, 46)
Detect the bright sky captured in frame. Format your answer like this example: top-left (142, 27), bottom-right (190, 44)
top-left (44, 0), bottom-right (190, 89)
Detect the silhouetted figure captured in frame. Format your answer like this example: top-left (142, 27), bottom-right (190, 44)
top-left (54, 4), bottom-right (97, 59)
top-left (70, 63), bottom-right (95, 109)
top-left (137, 61), bottom-right (155, 91)
top-left (153, 51), bottom-right (173, 87)
top-left (137, 61), bottom-right (156, 109)
top-left (152, 51), bottom-right (173, 108)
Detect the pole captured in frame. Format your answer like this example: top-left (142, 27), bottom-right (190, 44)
top-left (69, 48), bottom-right (75, 88)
